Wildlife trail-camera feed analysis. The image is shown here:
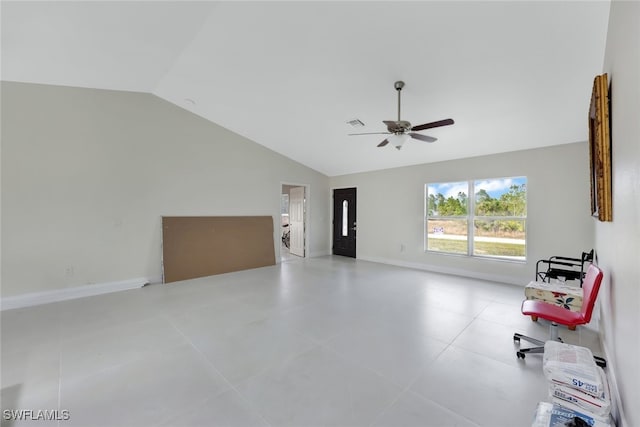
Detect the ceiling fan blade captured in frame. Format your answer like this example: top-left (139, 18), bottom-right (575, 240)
top-left (348, 132), bottom-right (391, 136)
top-left (411, 118), bottom-right (454, 132)
top-left (382, 120), bottom-right (397, 127)
top-left (377, 139), bottom-right (389, 147)
top-left (409, 133), bottom-right (437, 143)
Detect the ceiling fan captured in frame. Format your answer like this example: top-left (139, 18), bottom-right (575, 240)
top-left (349, 81), bottom-right (454, 150)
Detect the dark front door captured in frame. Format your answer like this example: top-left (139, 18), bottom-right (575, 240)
top-left (333, 188), bottom-right (356, 258)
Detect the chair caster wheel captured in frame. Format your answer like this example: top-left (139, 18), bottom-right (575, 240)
top-left (514, 336), bottom-right (520, 342)
top-left (517, 352), bottom-right (525, 359)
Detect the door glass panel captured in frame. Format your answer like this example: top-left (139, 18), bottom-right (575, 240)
top-left (342, 200), bottom-right (348, 236)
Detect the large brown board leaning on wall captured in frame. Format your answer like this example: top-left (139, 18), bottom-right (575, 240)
top-left (162, 216), bottom-right (275, 283)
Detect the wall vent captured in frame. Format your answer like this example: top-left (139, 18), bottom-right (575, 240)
top-left (346, 118), bottom-right (365, 127)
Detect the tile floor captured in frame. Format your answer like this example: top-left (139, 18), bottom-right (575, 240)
top-left (280, 244), bottom-right (300, 263)
top-left (1, 256), bottom-right (604, 427)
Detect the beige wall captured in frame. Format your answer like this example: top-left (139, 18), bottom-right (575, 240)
top-left (330, 143), bottom-right (593, 286)
top-left (1, 82), bottom-right (330, 297)
top-left (598, 1), bottom-right (640, 426)
top-left (330, 142), bottom-right (594, 285)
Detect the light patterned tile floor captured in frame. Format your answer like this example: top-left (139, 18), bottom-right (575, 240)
top-left (1, 256), bottom-right (604, 427)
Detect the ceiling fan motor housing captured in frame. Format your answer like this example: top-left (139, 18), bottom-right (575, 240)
top-left (387, 120), bottom-right (412, 133)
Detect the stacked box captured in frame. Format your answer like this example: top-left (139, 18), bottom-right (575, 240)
top-left (549, 367), bottom-right (611, 418)
top-left (525, 280), bottom-right (583, 312)
top-left (539, 341), bottom-right (612, 425)
top-left (542, 341), bottom-right (603, 396)
top-left (531, 402), bottom-right (611, 427)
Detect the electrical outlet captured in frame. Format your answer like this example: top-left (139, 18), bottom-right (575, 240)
top-left (65, 266), bottom-right (75, 277)
top-left (400, 244), bottom-right (405, 252)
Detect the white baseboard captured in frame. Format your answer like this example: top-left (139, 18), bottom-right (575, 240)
top-left (600, 339), bottom-right (629, 427)
top-left (1, 277), bottom-right (151, 311)
top-left (357, 255), bottom-right (523, 286)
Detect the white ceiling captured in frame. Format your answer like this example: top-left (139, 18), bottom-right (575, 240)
top-left (1, 1), bottom-right (610, 176)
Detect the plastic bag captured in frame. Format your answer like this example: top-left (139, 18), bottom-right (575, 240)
top-left (543, 341), bottom-right (603, 397)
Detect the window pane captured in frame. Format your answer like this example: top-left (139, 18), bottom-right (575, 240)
top-left (426, 219), bottom-right (468, 254)
top-left (427, 182), bottom-right (468, 217)
top-left (474, 177), bottom-right (526, 216)
top-left (342, 200), bottom-right (348, 236)
top-left (473, 219), bottom-right (526, 260)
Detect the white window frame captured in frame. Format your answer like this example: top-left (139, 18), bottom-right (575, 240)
top-left (425, 177), bottom-right (527, 261)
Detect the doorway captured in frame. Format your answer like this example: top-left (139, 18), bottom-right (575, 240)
top-left (281, 184), bottom-right (306, 261)
top-left (333, 187), bottom-right (357, 258)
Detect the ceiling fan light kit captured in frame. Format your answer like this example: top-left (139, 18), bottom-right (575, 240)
top-left (349, 81), bottom-right (454, 150)
top-left (388, 133), bottom-right (410, 150)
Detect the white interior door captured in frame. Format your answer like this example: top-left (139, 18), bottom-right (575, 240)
top-left (289, 186), bottom-right (305, 257)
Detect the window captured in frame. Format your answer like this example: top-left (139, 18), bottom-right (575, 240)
top-left (426, 177), bottom-right (527, 261)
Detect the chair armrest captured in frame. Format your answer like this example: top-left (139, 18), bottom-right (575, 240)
top-left (548, 256), bottom-right (582, 265)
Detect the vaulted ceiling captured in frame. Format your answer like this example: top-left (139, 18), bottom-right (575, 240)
top-left (1, 1), bottom-right (610, 176)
